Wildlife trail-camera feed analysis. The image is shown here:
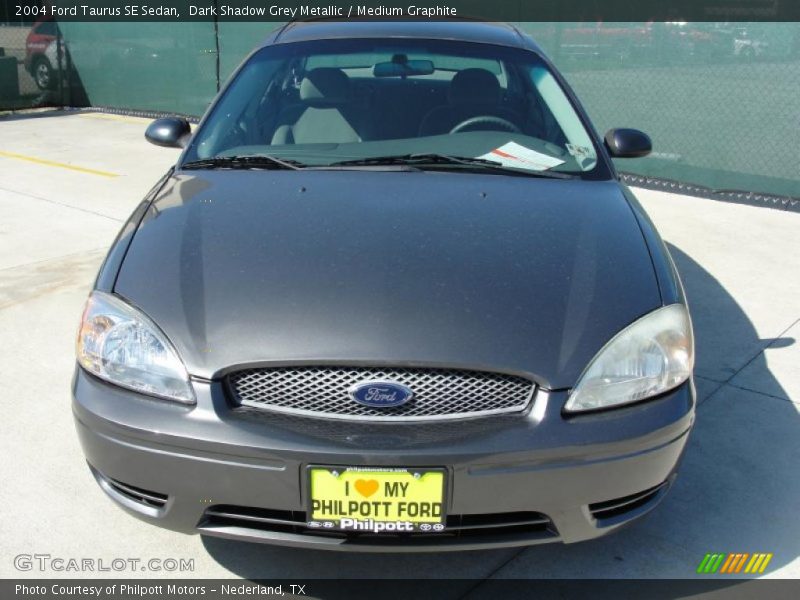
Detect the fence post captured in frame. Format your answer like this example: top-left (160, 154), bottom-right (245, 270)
top-left (213, 0), bottom-right (220, 91)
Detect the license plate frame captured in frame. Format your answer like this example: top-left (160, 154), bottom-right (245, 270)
top-left (306, 465), bottom-right (448, 533)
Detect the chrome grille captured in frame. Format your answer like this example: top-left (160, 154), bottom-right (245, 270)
top-left (227, 366), bottom-right (535, 421)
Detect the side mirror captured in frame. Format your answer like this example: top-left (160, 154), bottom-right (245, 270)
top-left (604, 128), bottom-right (652, 158)
top-left (145, 117), bottom-right (191, 148)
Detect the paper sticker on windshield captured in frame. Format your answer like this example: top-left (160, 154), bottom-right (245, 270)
top-left (477, 142), bottom-right (565, 171)
top-left (566, 143), bottom-right (592, 159)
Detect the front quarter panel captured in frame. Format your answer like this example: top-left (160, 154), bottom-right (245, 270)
top-left (94, 169), bottom-right (174, 292)
top-left (621, 185), bottom-right (686, 306)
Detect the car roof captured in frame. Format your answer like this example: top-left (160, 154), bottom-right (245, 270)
top-left (264, 20), bottom-right (541, 53)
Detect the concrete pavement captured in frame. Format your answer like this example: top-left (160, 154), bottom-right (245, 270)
top-left (0, 110), bottom-right (798, 585)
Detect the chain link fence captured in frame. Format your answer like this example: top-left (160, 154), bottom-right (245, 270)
top-left (520, 23), bottom-right (800, 202)
top-left (0, 0), bottom-right (60, 108)
top-left (1, 6), bottom-right (798, 203)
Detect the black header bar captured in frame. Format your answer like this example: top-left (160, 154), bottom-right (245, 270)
top-left (9, 0), bottom-right (800, 22)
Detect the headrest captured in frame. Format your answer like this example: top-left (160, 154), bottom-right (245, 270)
top-left (299, 68), bottom-right (351, 105)
top-left (448, 68), bottom-right (501, 105)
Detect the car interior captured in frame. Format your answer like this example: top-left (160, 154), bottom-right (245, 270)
top-left (190, 46), bottom-right (603, 174)
top-left (244, 54), bottom-right (569, 148)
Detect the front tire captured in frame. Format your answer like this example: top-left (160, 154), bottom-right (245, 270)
top-left (33, 57), bottom-right (54, 90)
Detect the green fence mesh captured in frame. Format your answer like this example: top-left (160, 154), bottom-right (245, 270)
top-left (520, 23), bottom-right (800, 200)
top-left (1, 14), bottom-right (798, 201)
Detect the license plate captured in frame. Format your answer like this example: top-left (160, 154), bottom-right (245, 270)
top-left (307, 466), bottom-right (447, 533)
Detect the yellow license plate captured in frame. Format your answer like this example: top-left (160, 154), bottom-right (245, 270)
top-left (308, 466), bottom-right (447, 533)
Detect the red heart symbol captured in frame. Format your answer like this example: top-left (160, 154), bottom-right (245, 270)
top-left (355, 479), bottom-right (379, 498)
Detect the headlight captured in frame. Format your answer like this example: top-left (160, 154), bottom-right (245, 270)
top-left (564, 304), bottom-right (693, 413)
top-left (76, 291), bottom-right (195, 404)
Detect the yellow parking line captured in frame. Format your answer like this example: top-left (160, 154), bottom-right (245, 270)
top-left (0, 150), bottom-right (119, 178)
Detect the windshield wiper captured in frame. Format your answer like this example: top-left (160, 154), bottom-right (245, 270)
top-left (181, 155), bottom-right (304, 171)
top-left (329, 153), bottom-right (574, 179)
top-left (331, 153), bottom-right (500, 168)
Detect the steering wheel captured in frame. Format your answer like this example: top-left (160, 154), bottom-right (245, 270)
top-left (450, 115), bottom-right (520, 134)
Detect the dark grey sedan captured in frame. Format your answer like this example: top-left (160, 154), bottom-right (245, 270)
top-left (73, 20), bottom-right (695, 551)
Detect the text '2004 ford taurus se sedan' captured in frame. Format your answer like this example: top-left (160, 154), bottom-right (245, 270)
top-left (73, 20), bottom-right (695, 551)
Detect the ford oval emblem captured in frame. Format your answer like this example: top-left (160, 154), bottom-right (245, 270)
top-left (349, 381), bottom-right (413, 408)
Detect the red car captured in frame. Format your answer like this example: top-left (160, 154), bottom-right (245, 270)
top-left (24, 16), bottom-right (60, 90)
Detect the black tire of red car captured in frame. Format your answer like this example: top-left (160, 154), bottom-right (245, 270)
top-left (33, 57), bottom-right (54, 90)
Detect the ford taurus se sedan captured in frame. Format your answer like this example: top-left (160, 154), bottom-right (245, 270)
top-left (73, 20), bottom-right (695, 551)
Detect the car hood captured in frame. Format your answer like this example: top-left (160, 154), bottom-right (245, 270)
top-left (114, 170), bottom-right (661, 389)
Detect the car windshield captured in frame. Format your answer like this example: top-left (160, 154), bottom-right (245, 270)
top-left (184, 38), bottom-right (602, 176)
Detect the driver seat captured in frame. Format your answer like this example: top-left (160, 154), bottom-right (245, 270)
top-left (418, 68), bottom-right (520, 136)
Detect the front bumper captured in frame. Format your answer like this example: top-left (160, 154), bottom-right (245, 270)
top-left (73, 367), bottom-right (695, 551)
